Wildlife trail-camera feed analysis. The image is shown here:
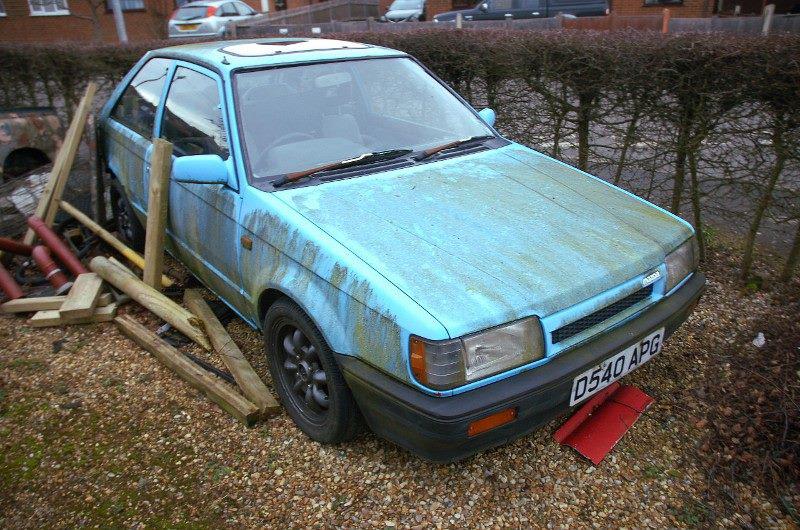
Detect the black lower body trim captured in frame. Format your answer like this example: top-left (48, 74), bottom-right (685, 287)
top-left (337, 272), bottom-right (706, 463)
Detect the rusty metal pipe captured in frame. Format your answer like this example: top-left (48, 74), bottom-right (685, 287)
top-left (26, 216), bottom-right (88, 277)
top-left (0, 262), bottom-right (24, 301)
top-left (0, 237), bottom-right (33, 256)
top-left (31, 246), bottom-right (72, 295)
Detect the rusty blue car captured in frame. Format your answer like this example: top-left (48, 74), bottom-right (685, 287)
top-left (99, 38), bottom-right (705, 462)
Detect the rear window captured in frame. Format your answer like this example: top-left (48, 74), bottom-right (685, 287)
top-left (174, 5), bottom-right (209, 19)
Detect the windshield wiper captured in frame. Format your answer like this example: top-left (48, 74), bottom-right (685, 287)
top-left (413, 135), bottom-right (495, 162)
top-left (271, 149), bottom-right (412, 188)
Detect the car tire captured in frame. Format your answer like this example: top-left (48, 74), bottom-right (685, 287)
top-left (263, 298), bottom-right (362, 443)
top-left (110, 179), bottom-right (146, 252)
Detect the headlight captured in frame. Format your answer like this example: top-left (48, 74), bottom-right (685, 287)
top-left (410, 317), bottom-right (544, 390)
top-left (665, 237), bottom-right (698, 293)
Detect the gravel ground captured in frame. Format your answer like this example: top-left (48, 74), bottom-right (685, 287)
top-left (1, 241), bottom-right (798, 529)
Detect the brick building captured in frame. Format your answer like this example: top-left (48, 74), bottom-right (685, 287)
top-left (0, 0), bottom-right (266, 43)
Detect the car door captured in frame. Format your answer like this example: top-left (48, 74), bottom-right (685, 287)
top-left (105, 58), bottom-right (171, 212)
top-left (156, 63), bottom-right (246, 308)
top-left (511, 0), bottom-right (543, 18)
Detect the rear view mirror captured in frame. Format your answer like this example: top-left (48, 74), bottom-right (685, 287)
top-left (478, 108), bottom-right (496, 127)
top-left (480, 2), bottom-right (488, 10)
top-left (172, 154), bottom-right (229, 185)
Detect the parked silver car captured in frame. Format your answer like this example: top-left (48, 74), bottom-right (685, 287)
top-left (168, 0), bottom-right (258, 38)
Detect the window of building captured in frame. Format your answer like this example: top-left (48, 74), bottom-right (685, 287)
top-left (161, 67), bottom-right (229, 159)
top-left (105, 0), bottom-right (145, 12)
top-left (0, 0), bottom-right (6, 16)
top-left (28, 0), bottom-right (70, 15)
top-left (110, 58), bottom-right (171, 139)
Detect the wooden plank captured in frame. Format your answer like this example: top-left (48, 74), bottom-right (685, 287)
top-left (1, 292), bottom-right (112, 314)
top-left (143, 139), bottom-right (173, 290)
top-left (90, 256), bottom-right (210, 350)
top-left (114, 314), bottom-right (259, 426)
top-left (184, 289), bottom-right (280, 417)
top-left (59, 272), bottom-right (104, 320)
top-left (59, 200), bottom-right (173, 288)
top-left (22, 82), bottom-right (98, 246)
top-left (27, 303), bottom-right (117, 328)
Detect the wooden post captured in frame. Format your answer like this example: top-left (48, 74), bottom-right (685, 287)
top-left (761, 3), bottom-right (775, 35)
top-left (143, 139), bottom-right (173, 290)
top-left (22, 82), bottom-right (98, 246)
top-left (59, 200), bottom-right (174, 288)
top-left (115, 314), bottom-right (260, 426)
top-left (456, 12), bottom-right (463, 28)
top-left (1, 292), bottom-right (112, 314)
top-left (185, 289), bottom-right (280, 416)
top-left (59, 272), bottom-right (104, 321)
top-left (90, 256), bottom-right (211, 350)
top-left (661, 8), bottom-right (671, 34)
top-left (28, 303), bottom-right (117, 327)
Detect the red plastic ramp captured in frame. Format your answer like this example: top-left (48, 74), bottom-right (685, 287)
top-left (554, 382), bottom-right (654, 465)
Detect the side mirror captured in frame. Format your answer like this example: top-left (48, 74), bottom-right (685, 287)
top-left (479, 2), bottom-right (488, 11)
top-left (172, 154), bottom-right (229, 185)
top-left (478, 108), bottom-right (496, 127)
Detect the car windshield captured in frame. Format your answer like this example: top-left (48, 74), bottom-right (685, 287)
top-left (389, 0), bottom-right (422, 9)
top-left (235, 57), bottom-right (494, 189)
top-left (174, 5), bottom-right (209, 20)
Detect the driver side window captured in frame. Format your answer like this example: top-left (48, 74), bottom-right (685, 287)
top-left (161, 66), bottom-right (229, 159)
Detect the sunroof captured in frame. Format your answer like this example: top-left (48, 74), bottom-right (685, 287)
top-left (221, 39), bottom-right (369, 57)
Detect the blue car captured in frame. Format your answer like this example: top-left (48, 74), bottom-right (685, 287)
top-left (99, 38), bottom-right (705, 462)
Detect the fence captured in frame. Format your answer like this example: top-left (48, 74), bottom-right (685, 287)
top-left (236, 12), bottom-right (800, 37)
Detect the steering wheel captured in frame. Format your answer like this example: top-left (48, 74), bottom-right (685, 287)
top-left (255, 132), bottom-right (316, 172)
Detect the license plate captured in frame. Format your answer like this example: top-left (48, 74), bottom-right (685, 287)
top-left (569, 328), bottom-right (664, 406)
top-left (179, 24), bottom-right (200, 30)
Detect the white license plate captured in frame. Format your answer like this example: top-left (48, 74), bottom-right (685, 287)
top-left (569, 327), bottom-right (664, 406)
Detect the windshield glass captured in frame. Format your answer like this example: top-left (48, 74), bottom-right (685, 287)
top-left (389, 0), bottom-right (422, 9)
top-left (174, 5), bottom-right (209, 20)
top-left (235, 57), bottom-right (494, 189)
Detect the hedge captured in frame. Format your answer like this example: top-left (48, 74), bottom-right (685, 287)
top-left (1, 30), bottom-right (799, 281)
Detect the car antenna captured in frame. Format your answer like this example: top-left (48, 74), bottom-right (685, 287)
top-left (221, 56), bottom-right (230, 65)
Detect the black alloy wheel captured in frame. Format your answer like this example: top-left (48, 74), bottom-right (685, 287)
top-left (264, 298), bottom-right (362, 443)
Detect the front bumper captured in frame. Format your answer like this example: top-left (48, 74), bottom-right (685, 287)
top-left (337, 272), bottom-right (706, 463)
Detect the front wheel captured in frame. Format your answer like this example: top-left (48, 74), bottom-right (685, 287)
top-left (263, 298), bottom-right (362, 443)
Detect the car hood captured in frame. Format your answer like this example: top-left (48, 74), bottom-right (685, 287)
top-left (385, 8), bottom-right (421, 17)
top-left (276, 144), bottom-right (693, 338)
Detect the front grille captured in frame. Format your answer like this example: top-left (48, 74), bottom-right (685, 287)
top-left (551, 284), bottom-right (654, 344)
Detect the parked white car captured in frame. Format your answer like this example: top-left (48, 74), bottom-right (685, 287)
top-left (168, 0), bottom-right (258, 39)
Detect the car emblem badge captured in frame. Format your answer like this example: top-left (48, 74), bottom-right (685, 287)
top-left (642, 269), bottom-right (661, 287)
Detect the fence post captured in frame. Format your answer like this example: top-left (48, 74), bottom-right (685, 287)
top-left (456, 11), bottom-right (463, 28)
top-left (762, 3), bottom-right (775, 35)
top-left (661, 8), bottom-right (671, 34)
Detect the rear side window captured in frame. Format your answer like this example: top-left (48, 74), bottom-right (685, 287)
top-left (218, 2), bottom-right (238, 15)
top-left (111, 58), bottom-right (170, 139)
top-left (235, 2), bottom-right (255, 14)
top-left (161, 67), bottom-right (229, 159)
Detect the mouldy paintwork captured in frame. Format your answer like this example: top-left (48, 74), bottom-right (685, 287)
top-left (238, 204), bottom-right (409, 382)
top-left (276, 143), bottom-right (692, 338)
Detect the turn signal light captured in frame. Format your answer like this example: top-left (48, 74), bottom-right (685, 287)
top-left (467, 407), bottom-right (517, 437)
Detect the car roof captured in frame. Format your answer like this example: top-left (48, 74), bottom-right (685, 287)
top-left (148, 38), bottom-right (407, 72)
